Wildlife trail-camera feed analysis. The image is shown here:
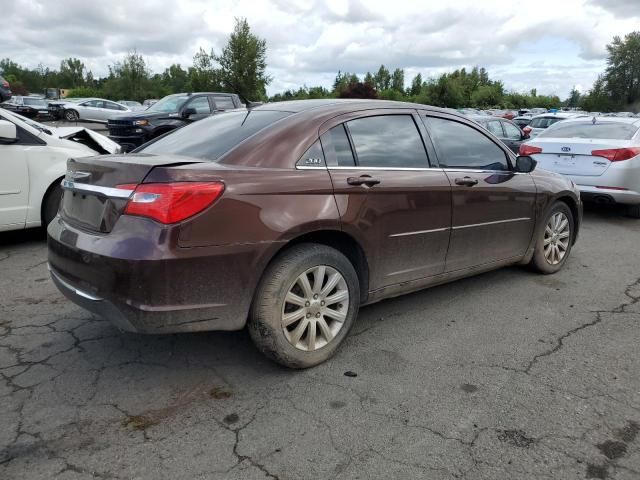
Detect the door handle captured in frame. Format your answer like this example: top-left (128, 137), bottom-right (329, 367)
top-left (454, 177), bottom-right (478, 187)
top-left (347, 175), bottom-right (381, 187)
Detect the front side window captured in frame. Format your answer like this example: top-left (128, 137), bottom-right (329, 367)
top-left (346, 115), bottom-right (429, 168)
top-left (321, 125), bottom-right (356, 167)
top-left (214, 96), bottom-right (236, 110)
top-left (502, 121), bottom-right (522, 140)
top-left (426, 117), bottom-right (509, 171)
top-left (185, 96), bottom-right (211, 114)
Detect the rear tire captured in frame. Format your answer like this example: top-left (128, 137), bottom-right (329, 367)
top-left (626, 204), bottom-right (640, 219)
top-left (64, 109), bottom-right (79, 122)
top-left (248, 243), bottom-right (360, 368)
top-left (42, 183), bottom-right (63, 228)
top-left (529, 202), bottom-right (574, 274)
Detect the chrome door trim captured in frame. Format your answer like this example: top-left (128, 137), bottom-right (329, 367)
top-left (61, 179), bottom-right (134, 199)
top-left (389, 227), bottom-right (449, 238)
top-left (295, 165), bottom-right (444, 172)
top-left (452, 217), bottom-right (531, 230)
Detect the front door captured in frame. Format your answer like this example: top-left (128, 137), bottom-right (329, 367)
top-left (182, 96), bottom-right (212, 122)
top-left (321, 110), bottom-right (452, 290)
top-left (422, 114), bottom-right (537, 272)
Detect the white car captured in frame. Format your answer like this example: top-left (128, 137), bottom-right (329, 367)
top-left (0, 109), bottom-right (120, 232)
top-left (520, 117), bottom-right (640, 217)
top-left (526, 112), bottom-right (588, 138)
top-left (53, 97), bottom-right (132, 123)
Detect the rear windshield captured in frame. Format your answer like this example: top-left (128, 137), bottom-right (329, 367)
top-left (529, 117), bottom-right (565, 129)
top-left (138, 110), bottom-right (292, 160)
top-left (538, 122), bottom-right (640, 140)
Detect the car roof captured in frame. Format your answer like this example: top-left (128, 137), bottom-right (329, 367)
top-left (253, 99), bottom-right (458, 115)
top-left (531, 112), bottom-right (585, 119)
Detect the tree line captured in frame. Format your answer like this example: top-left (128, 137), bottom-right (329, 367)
top-left (1, 19), bottom-right (638, 112)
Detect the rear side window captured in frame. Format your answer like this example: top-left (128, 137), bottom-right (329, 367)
top-left (486, 120), bottom-right (504, 137)
top-left (321, 125), bottom-right (356, 166)
top-left (346, 115), bottom-right (429, 168)
top-left (426, 117), bottom-right (509, 171)
top-left (502, 121), bottom-right (522, 140)
top-left (296, 140), bottom-right (326, 167)
top-left (529, 117), bottom-right (564, 129)
top-left (138, 110), bottom-right (291, 161)
top-left (538, 122), bottom-right (639, 140)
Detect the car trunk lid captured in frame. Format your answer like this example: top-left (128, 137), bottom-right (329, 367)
top-left (529, 138), bottom-right (630, 177)
top-left (60, 154), bottom-right (203, 232)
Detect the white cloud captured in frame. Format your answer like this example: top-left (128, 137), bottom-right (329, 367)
top-left (1, 0), bottom-right (638, 98)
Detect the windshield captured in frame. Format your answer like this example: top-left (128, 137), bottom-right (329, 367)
top-left (529, 117), bottom-right (565, 129)
top-left (539, 121), bottom-right (640, 140)
top-left (146, 95), bottom-right (189, 113)
top-left (138, 110), bottom-right (292, 160)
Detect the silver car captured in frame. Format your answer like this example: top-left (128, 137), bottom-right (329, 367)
top-left (59, 98), bottom-right (131, 123)
top-left (522, 117), bottom-right (640, 218)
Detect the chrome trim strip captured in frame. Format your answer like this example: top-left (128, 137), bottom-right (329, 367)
top-left (49, 265), bottom-right (103, 301)
top-left (452, 217), bottom-right (531, 230)
top-left (61, 180), bottom-right (133, 199)
top-left (389, 227), bottom-right (449, 238)
top-left (327, 166), bottom-right (442, 171)
top-left (441, 168), bottom-right (511, 174)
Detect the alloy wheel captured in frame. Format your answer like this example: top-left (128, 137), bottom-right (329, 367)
top-left (281, 265), bottom-right (349, 351)
top-left (543, 212), bottom-right (570, 265)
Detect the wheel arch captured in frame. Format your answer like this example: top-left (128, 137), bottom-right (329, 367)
top-left (41, 176), bottom-right (65, 226)
top-left (259, 229), bottom-right (370, 304)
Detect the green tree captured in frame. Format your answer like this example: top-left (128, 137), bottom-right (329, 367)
top-left (216, 17), bottom-right (271, 100)
top-left (391, 68), bottom-right (405, 92)
top-left (59, 58), bottom-right (85, 88)
top-left (603, 31), bottom-right (640, 109)
top-left (163, 64), bottom-right (189, 92)
top-left (566, 86), bottom-right (581, 108)
top-left (373, 65), bottom-right (391, 91)
top-left (188, 48), bottom-right (220, 92)
top-left (409, 73), bottom-right (423, 96)
top-left (470, 84), bottom-right (503, 107)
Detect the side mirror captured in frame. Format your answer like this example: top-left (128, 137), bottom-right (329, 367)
top-left (182, 107), bottom-right (197, 118)
top-left (514, 155), bottom-right (537, 173)
top-left (0, 120), bottom-right (17, 144)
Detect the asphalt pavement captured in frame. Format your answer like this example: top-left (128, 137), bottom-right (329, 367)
top-left (1, 205), bottom-right (639, 480)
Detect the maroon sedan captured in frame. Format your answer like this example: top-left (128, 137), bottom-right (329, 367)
top-left (48, 100), bottom-right (582, 368)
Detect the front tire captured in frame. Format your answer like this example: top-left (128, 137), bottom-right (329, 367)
top-left (248, 243), bottom-right (360, 368)
top-left (529, 202), bottom-right (574, 274)
top-left (626, 204), bottom-right (640, 219)
top-left (64, 109), bottom-right (79, 122)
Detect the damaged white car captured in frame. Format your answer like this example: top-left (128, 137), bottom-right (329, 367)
top-left (0, 109), bottom-right (121, 232)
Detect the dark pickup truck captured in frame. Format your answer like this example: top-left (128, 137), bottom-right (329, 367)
top-left (107, 92), bottom-right (244, 151)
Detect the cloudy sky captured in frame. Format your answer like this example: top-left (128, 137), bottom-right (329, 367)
top-left (2, 0), bottom-right (639, 98)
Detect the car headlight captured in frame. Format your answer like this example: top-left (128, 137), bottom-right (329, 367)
top-left (133, 119), bottom-right (149, 126)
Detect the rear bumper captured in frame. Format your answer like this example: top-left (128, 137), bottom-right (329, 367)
top-left (578, 185), bottom-right (640, 205)
top-left (47, 215), bottom-right (280, 334)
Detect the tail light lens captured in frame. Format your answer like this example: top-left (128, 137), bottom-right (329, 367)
top-left (118, 182), bottom-right (224, 224)
top-left (591, 147), bottom-right (640, 162)
top-left (519, 144), bottom-right (542, 156)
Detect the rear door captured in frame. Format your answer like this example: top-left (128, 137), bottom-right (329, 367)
top-left (422, 113), bottom-right (537, 272)
top-left (321, 110), bottom-right (452, 290)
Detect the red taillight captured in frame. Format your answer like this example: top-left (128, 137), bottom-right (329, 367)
top-left (522, 126), bottom-right (532, 135)
top-left (519, 144), bottom-right (542, 156)
top-left (119, 182), bottom-right (224, 224)
top-left (591, 147), bottom-right (640, 162)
